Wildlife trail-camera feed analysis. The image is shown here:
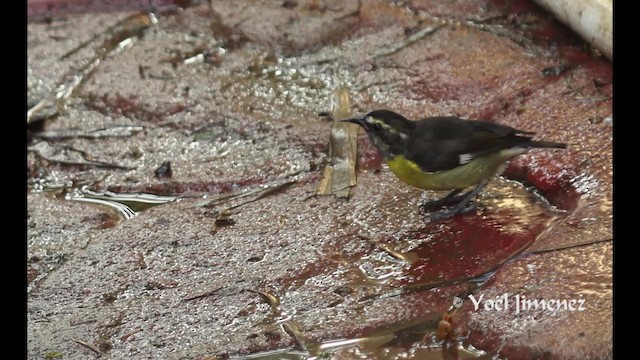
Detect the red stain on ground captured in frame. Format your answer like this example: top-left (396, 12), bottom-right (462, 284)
top-left (400, 210), bottom-right (549, 287)
top-left (505, 155), bottom-right (580, 210)
top-left (27, 0), bottom-right (202, 22)
top-left (87, 93), bottom-right (186, 124)
top-left (83, 212), bottom-right (121, 229)
top-left (27, 266), bottom-right (40, 284)
top-left (558, 45), bottom-right (612, 81)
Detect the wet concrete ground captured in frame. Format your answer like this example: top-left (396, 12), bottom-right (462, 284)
top-left (28, 0), bottom-right (611, 359)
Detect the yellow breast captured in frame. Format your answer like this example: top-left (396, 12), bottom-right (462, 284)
top-left (385, 152), bottom-right (514, 191)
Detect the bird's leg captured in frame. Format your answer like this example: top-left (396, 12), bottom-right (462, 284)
top-left (429, 181), bottom-right (489, 220)
top-left (420, 189), bottom-right (466, 210)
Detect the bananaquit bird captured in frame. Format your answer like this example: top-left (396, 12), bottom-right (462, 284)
top-left (342, 109), bottom-right (566, 219)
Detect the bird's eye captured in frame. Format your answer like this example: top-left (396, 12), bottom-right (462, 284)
top-left (364, 117), bottom-right (384, 131)
top-left (369, 121), bottom-right (382, 131)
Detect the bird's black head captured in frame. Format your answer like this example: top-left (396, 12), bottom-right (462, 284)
top-left (341, 109), bottom-right (415, 159)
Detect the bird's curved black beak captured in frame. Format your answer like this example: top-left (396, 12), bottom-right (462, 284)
top-left (340, 115), bottom-right (365, 125)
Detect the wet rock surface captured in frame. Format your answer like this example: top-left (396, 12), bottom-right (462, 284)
top-left (28, 0), bottom-right (611, 359)
top-left (458, 241), bottom-right (613, 359)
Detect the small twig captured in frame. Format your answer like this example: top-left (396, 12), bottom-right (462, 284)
top-left (465, 14), bottom-right (508, 24)
top-left (28, 146), bottom-right (137, 170)
top-left (574, 95), bottom-right (611, 102)
top-left (62, 13), bottom-right (156, 60)
top-left (72, 339), bottom-right (104, 357)
top-left (334, 0), bottom-right (362, 21)
top-left (246, 289), bottom-right (280, 309)
top-left (561, 82), bottom-right (592, 95)
top-left (374, 24), bottom-right (445, 58)
top-left (210, 209), bottom-right (236, 233)
top-left (527, 238), bottom-right (612, 255)
top-left (31, 151), bottom-right (136, 170)
top-left (201, 171), bottom-right (302, 209)
top-left (183, 287), bottom-right (223, 302)
top-left (463, 21), bottom-right (535, 50)
top-left (59, 17), bottom-right (122, 60)
top-left (227, 180), bottom-right (296, 210)
top-left (376, 243), bottom-right (417, 264)
top-left (31, 126), bottom-right (144, 140)
top-left (28, 13), bottom-right (156, 124)
top-left (246, 288), bottom-right (310, 352)
top-left (281, 320), bottom-right (309, 352)
top-left (352, 79), bottom-right (399, 93)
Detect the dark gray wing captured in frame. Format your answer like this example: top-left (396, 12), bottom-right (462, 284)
top-left (404, 117), bottom-right (534, 172)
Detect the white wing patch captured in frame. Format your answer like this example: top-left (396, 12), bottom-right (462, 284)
top-left (459, 153), bottom-right (474, 165)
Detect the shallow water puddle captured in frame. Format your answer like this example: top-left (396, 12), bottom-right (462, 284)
top-left (231, 314), bottom-right (493, 360)
top-left (357, 179), bottom-right (562, 293)
top-left (232, 179), bottom-right (567, 359)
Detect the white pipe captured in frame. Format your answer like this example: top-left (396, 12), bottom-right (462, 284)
top-left (534, 0), bottom-right (612, 60)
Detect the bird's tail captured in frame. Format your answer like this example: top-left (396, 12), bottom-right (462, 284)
top-left (530, 140), bottom-right (567, 149)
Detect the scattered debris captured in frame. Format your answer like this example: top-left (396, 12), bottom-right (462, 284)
top-left (541, 64), bottom-right (570, 77)
top-left (31, 125), bottom-right (144, 141)
top-left (201, 173), bottom-right (300, 209)
top-left (183, 287), bottom-right (223, 302)
top-left (317, 87), bottom-right (358, 197)
top-left (28, 13), bottom-right (157, 124)
top-left (67, 189), bottom-right (177, 220)
top-left (282, 0), bottom-right (298, 9)
top-left (210, 208), bottom-right (236, 233)
top-left (154, 161), bottom-right (173, 179)
top-left (72, 339), bottom-right (104, 357)
top-left (28, 142), bottom-right (137, 170)
top-left (436, 312), bottom-right (457, 341)
top-left (374, 23), bottom-right (445, 58)
top-left (247, 289), bottom-right (311, 352)
top-left (528, 238), bottom-right (612, 255)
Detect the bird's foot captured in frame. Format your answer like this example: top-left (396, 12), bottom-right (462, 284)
top-left (420, 190), bottom-right (469, 211)
top-left (427, 203), bottom-right (478, 221)
top-left (421, 182), bottom-right (488, 220)
top-left (420, 195), bottom-right (467, 211)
